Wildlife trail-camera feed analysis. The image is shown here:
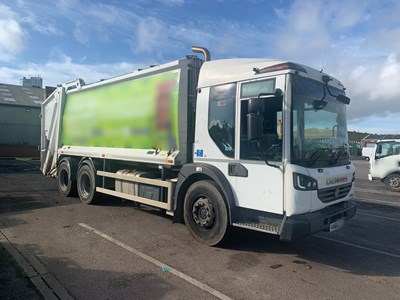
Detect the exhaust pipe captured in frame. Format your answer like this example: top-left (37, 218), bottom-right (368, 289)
top-left (192, 46), bottom-right (211, 61)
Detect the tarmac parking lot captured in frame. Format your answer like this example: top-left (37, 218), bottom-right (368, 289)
top-left (0, 158), bottom-right (399, 300)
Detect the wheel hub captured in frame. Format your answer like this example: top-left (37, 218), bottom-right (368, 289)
top-left (192, 197), bottom-right (215, 228)
top-left (81, 174), bottom-right (91, 198)
top-left (60, 170), bottom-right (68, 188)
top-left (389, 177), bottom-right (400, 189)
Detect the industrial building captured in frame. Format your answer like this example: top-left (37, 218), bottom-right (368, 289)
top-left (20, 75), bottom-right (43, 88)
top-left (0, 83), bottom-right (44, 157)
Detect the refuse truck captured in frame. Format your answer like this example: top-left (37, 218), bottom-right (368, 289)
top-left (41, 46), bottom-right (356, 245)
top-left (368, 139), bottom-right (400, 192)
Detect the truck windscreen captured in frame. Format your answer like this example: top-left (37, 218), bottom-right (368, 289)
top-left (290, 74), bottom-right (350, 168)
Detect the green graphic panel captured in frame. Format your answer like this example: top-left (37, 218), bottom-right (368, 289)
top-left (62, 70), bottom-right (180, 150)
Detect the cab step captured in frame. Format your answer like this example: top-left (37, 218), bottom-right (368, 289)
top-left (232, 222), bottom-right (279, 234)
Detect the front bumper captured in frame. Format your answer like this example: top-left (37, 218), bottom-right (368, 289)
top-left (280, 201), bottom-right (357, 241)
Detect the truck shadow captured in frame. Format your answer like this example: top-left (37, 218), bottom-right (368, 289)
top-left (0, 195), bottom-right (51, 215)
top-left (0, 159), bottom-right (41, 174)
top-left (0, 159), bottom-right (78, 217)
top-left (221, 208), bottom-right (400, 278)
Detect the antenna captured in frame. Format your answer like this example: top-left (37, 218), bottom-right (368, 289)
top-left (320, 48), bottom-right (326, 73)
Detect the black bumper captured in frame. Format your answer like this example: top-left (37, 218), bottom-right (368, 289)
top-left (280, 201), bottom-right (357, 241)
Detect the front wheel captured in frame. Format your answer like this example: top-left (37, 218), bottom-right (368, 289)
top-left (183, 180), bottom-right (229, 246)
top-left (385, 174), bottom-right (400, 192)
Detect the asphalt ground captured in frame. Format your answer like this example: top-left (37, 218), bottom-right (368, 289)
top-left (0, 159), bottom-right (44, 299)
top-left (0, 158), bottom-right (399, 299)
top-left (0, 242), bottom-right (43, 300)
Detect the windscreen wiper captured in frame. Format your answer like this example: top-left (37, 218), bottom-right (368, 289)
top-left (308, 147), bottom-right (331, 167)
top-left (331, 146), bottom-right (348, 165)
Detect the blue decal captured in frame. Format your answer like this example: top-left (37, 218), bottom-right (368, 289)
top-left (195, 149), bottom-right (204, 157)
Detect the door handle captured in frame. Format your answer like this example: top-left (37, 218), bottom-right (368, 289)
top-left (228, 163), bottom-right (248, 177)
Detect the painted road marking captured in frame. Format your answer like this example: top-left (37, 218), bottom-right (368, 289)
top-left (79, 223), bottom-right (233, 300)
top-left (316, 236), bottom-right (400, 259)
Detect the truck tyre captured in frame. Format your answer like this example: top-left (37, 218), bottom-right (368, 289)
top-left (385, 174), bottom-right (400, 192)
top-left (77, 164), bottom-right (99, 204)
top-left (57, 159), bottom-right (76, 197)
top-left (184, 180), bottom-right (229, 246)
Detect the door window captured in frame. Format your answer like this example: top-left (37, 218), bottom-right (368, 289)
top-left (376, 141), bottom-right (400, 158)
top-left (208, 83), bottom-right (237, 158)
top-left (239, 79), bottom-right (282, 161)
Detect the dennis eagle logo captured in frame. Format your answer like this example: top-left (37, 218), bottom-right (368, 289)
top-left (326, 176), bottom-right (348, 185)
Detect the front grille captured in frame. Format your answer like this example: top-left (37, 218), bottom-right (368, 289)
top-left (318, 183), bottom-right (352, 203)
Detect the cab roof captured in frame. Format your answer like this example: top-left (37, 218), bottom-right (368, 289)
top-left (197, 58), bottom-right (345, 91)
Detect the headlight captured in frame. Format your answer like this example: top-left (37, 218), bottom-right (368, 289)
top-left (293, 172), bottom-right (318, 191)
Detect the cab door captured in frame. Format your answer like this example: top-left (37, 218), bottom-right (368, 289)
top-left (232, 76), bottom-right (286, 214)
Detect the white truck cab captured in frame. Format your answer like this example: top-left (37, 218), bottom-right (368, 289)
top-left (368, 139), bottom-right (400, 192)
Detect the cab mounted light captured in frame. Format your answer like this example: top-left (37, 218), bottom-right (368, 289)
top-left (256, 62), bottom-right (307, 75)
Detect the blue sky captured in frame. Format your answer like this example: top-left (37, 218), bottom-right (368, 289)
top-left (1, 0), bottom-right (399, 134)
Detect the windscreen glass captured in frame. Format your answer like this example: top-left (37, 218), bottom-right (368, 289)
top-left (291, 75), bottom-right (350, 168)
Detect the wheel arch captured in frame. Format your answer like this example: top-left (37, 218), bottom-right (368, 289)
top-left (387, 171), bottom-right (400, 176)
top-left (384, 171), bottom-right (400, 180)
top-left (77, 157), bottom-right (101, 173)
top-left (173, 163), bottom-right (235, 224)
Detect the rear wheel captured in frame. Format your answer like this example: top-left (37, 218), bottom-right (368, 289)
top-left (57, 159), bottom-right (76, 197)
top-left (183, 180), bottom-right (229, 246)
top-left (385, 174), bottom-right (400, 192)
top-left (77, 163), bottom-right (99, 204)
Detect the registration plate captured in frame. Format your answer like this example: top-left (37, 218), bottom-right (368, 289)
top-left (329, 218), bottom-right (345, 232)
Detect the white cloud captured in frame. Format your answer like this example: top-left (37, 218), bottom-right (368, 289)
top-left (132, 17), bottom-right (167, 55)
top-left (0, 49), bottom-right (141, 87)
top-left (0, 4), bottom-right (26, 61)
top-left (328, 50), bottom-right (400, 121)
top-left (73, 23), bottom-right (89, 45)
top-left (274, 0), bottom-right (330, 63)
top-left (368, 28), bottom-right (400, 58)
top-left (52, 1), bottom-right (139, 45)
top-left (324, 1), bottom-right (369, 29)
top-left (22, 14), bottom-right (64, 36)
top-left (372, 53), bottom-right (400, 100)
top-left (85, 2), bottom-right (134, 26)
top-left (271, 0), bottom-right (400, 133)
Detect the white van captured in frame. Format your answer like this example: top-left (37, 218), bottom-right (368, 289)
top-left (368, 140), bottom-right (400, 192)
top-left (361, 143), bottom-right (376, 160)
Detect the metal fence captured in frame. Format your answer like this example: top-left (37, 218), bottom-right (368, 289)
top-left (0, 105), bottom-right (41, 146)
top-left (349, 140), bottom-right (361, 156)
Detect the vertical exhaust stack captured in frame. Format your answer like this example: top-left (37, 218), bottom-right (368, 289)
top-left (192, 46), bottom-right (211, 62)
